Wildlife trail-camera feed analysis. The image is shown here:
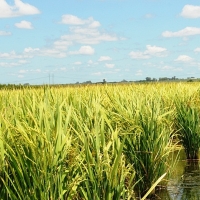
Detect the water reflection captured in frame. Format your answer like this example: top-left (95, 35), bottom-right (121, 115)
top-left (169, 161), bottom-right (200, 200)
top-left (155, 150), bottom-right (200, 200)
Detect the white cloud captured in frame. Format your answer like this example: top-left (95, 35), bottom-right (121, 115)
top-left (180, 5), bottom-right (200, 18)
top-left (29, 69), bottom-right (41, 73)
top-left (23, 47), bottom-right (41, 58)
top-left (18, 74), bottom-right (24, 78)
top-left (144, 14), bottom-right (154, 19)
top-left (0, 47), bottom-right (66, 59)
top-left (25, 47), bottom-right (54, 58)
top-left (129, 51), bottom-right (150, 59)
top-left (0, 50), bottom-right (26, 59)
top-left (34, 69), bottom-right (41, 73)
top-left (98, 56), bottom-right (112, 61)
top-left (161, 65), bottom-right (173, 70)
top-left (41, 49), bottom-right (67, 58)
top-left (0, 30), bottom-right (11, 36)
top-left (1, 14), bottom-right (122, 60)
top-left (61, 15), bottom-right (100, 28)
top-left (162, 27), bottom-right (200, 38)
top-left (15, 20), bottom-right (33, 29)
top-left (129, 45), bottom-right (167, 59)
top-left (19, 69), bottom-right (28, 73)
top-left (58, 15), bottom-right (120, 46)
top-left (135, 70), bottom-right (143, 76)
top-left (173, 68), bottom-right (183, 72)
top-left (0, 59), bottom-right (28, 67)
top-left (0, 0), bottom-right (40, 18)
top-left (0, 48), bottom-right (65, 60)
top-left (73, 61), bottom-right (82, 65)
top-left (24, 47), bottom-right (66, 58)
top-left (92, 72), bottom-right (102, 76)
top-left (18, 60), bottom-right (28, 64)
top-left (88, 20), bottom-right (101, 28)
top-left (88, 60), bottom-right (93, 64)
top-left (103, 70), bottom-right (118, 74)
top-left (0, 62), bottom-right (20, 67)
top-left (22, 47), bottom-right (41, 58)
top-left (61, 27), bottom-right (118, 44)
top-left (61, 15), bottom-right (86, 25)
top-left (70, 46), bottom-right (95, 55)
top-left (146, 45), bottom-right (167, 55)
top-left (105, 63), bottom-right (115, 68)
top-left (160, 66), bottom-right (183, 72)
top-left (79, 46), bottom-right (94, 55)
top-left (60, 67), bottom-right (66, 71)
top-left (53, 40), bottom-right (72, 50)
top-left (24, 47), bottom-right (40, 53)
top-left (194, 48), bottom-right (200, 53)
top-left (175, 55), bottom-right (193, 62)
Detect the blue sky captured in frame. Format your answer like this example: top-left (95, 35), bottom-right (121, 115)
top-left (0, 0), bottom-right (200, 84)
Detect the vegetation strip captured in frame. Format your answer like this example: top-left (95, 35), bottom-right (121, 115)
top-left (0, 83), bottom-right (200, 199)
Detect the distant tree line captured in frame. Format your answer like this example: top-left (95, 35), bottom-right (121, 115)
top-left (145, 76), bottom-right (198, 82)
top-left (0, 76), bottom-right (199, 90)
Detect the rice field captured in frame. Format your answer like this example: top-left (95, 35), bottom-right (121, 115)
top-left (0, 82), bottom-right (200, 200)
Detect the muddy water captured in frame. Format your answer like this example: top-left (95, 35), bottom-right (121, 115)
top-left (155, 150), bottom-right (200, 200)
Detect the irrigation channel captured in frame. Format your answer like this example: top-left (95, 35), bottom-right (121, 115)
top-left (155, 150), bottom-right (200, 199)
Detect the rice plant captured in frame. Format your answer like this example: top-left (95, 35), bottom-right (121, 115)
top-left (175, 95), bottom-right (200, 160)
top-left (0, 89), bottom-right (81, 200)
top-left (105, 88), bottom-right (176, 198)
top-left (71, 95), bottom-right (135, 199)
top-left (1, 82), bottom-right (199, 199)
top-left (125, 98), bottom-right (176, 198)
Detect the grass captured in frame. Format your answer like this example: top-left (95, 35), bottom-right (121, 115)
top-left (175, 93), bottom-right (200, 159)
top-left (1, 82), bottom-right (200, 199)
top-left (106, 90), bottom-right (177, 197)
top-left (0, 89), bottom-right (80, 199)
